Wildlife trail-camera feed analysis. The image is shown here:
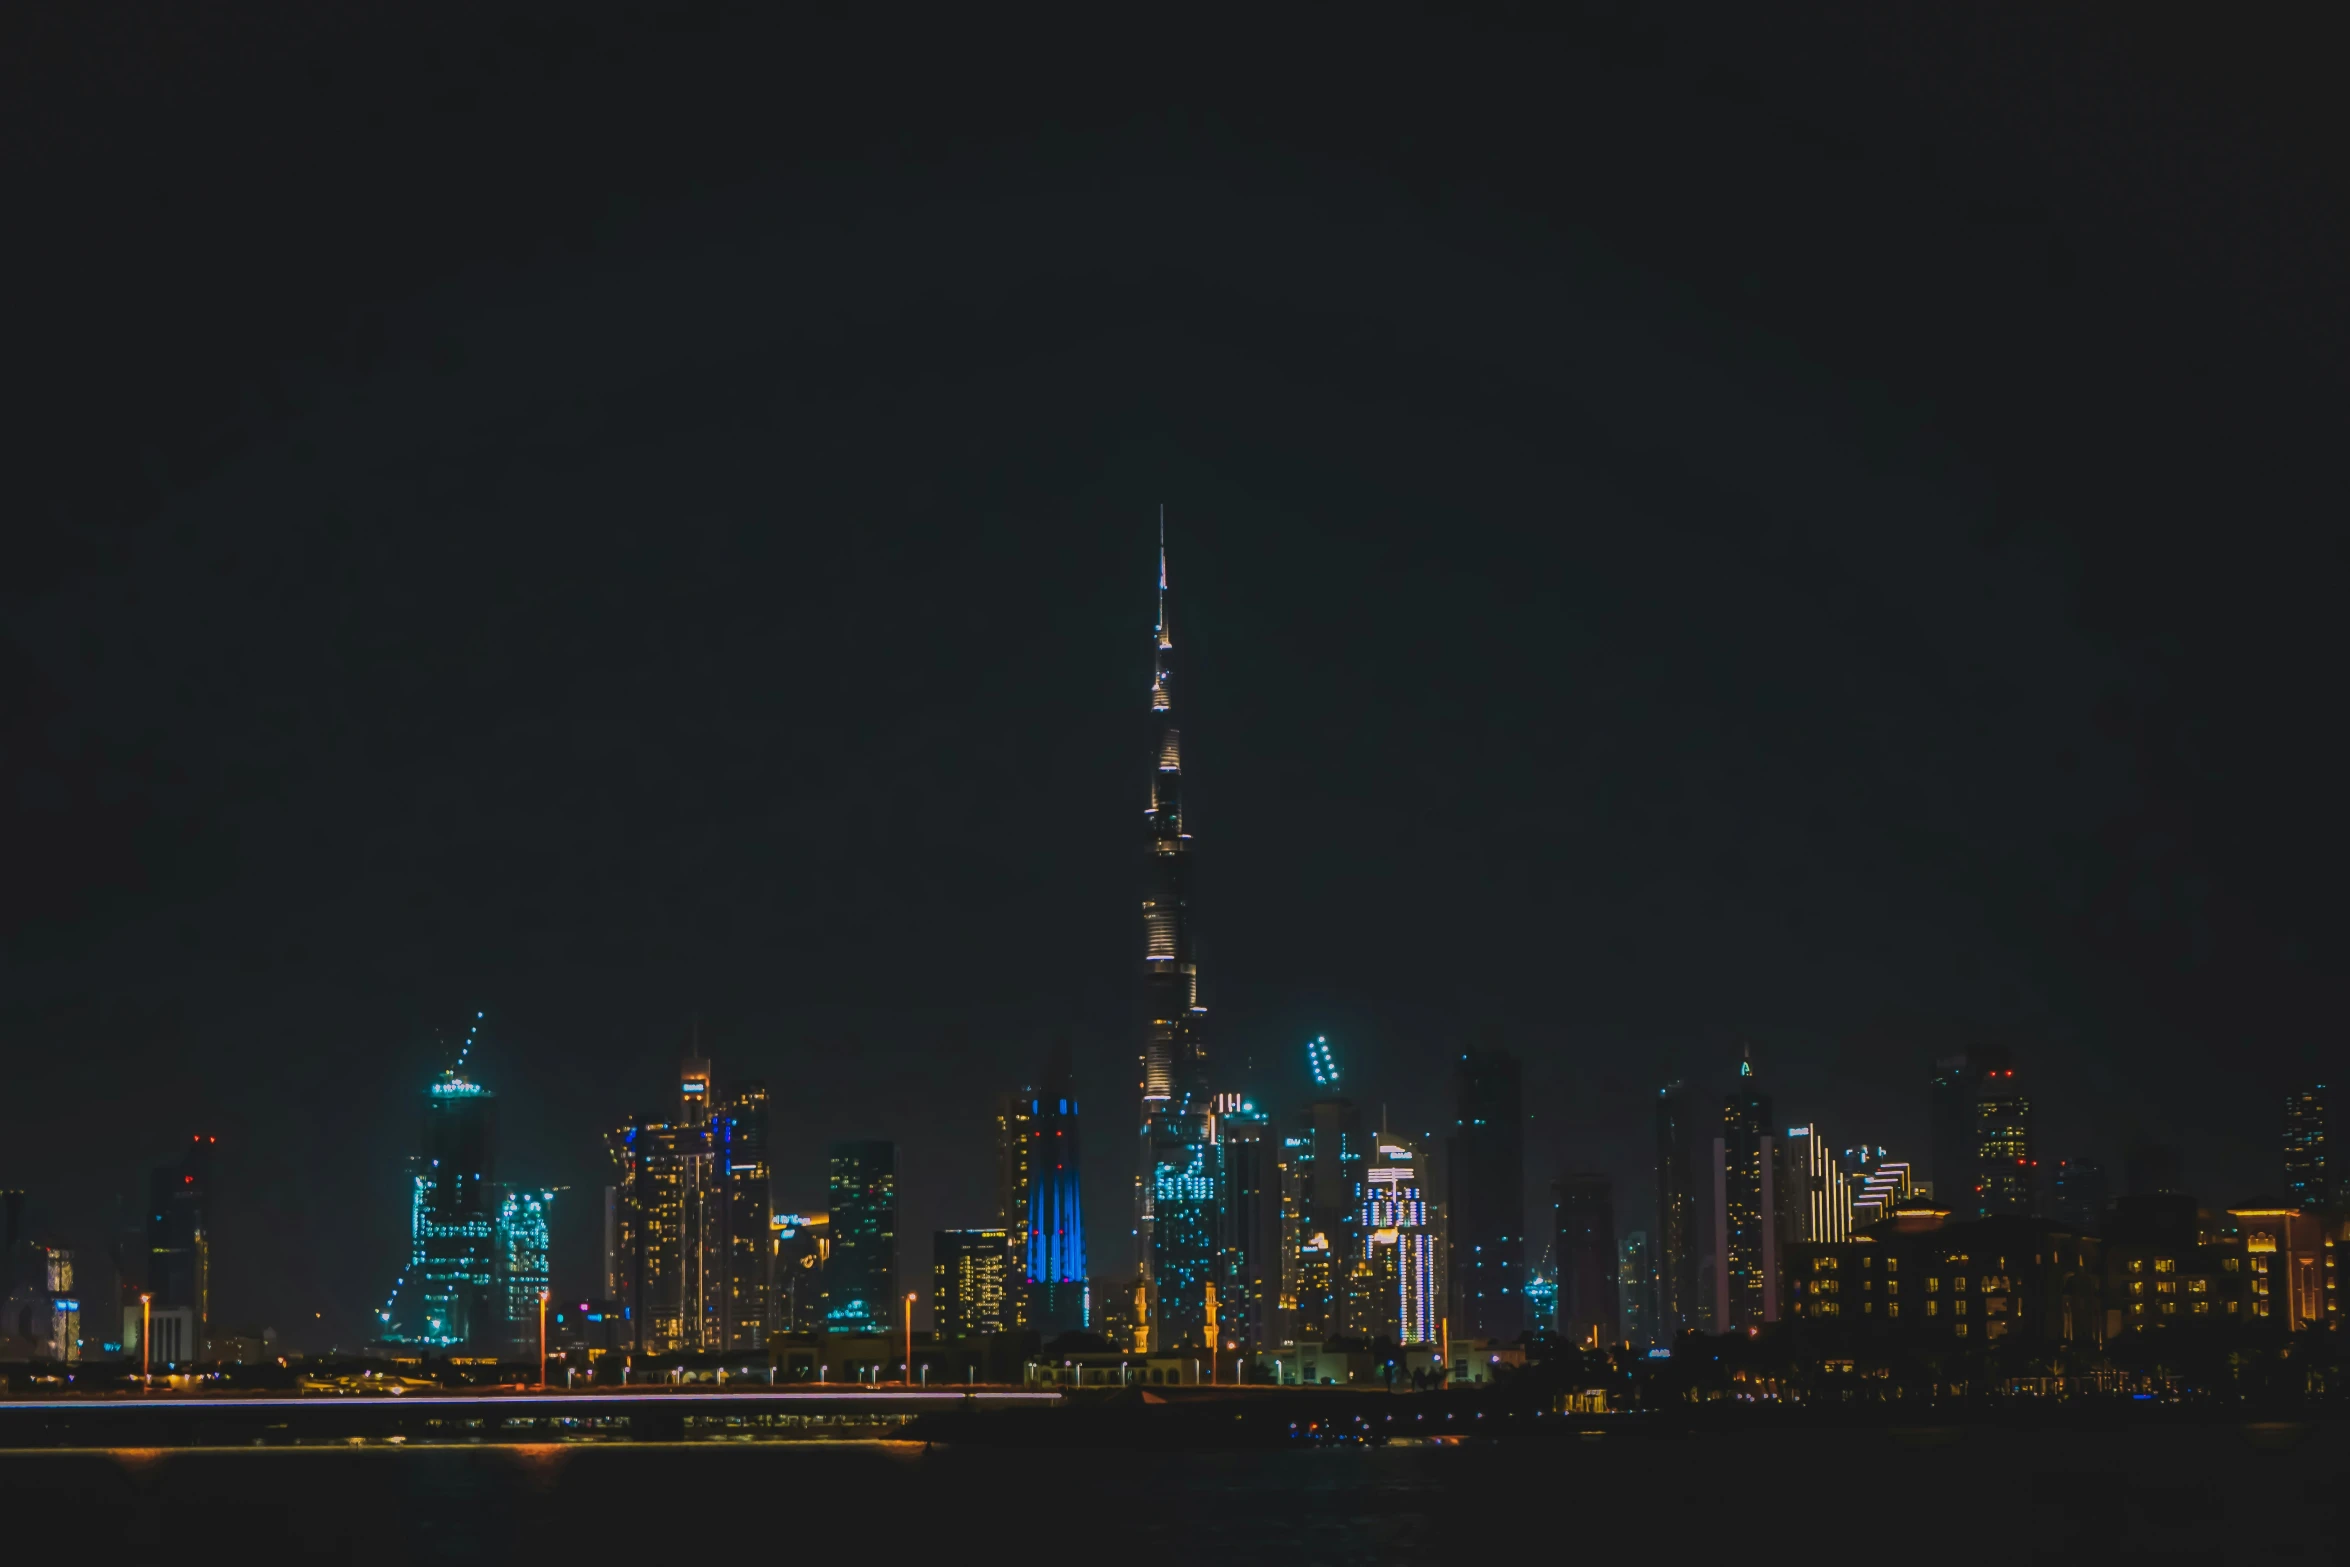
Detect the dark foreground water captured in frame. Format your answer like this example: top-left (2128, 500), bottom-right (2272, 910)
top-left (2, 1424), bottom-right (2341, 1564)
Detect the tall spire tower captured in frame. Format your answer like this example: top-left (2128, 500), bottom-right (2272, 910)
top-left (1141, 505), bottom-right (1204, 1108)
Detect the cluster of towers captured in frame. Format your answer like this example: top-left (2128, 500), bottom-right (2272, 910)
top-left (377, 1015), bottom-right (560, 1355)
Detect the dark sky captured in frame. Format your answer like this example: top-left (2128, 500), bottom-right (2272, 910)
top-left (4, 3), bottom-right (2344, 1345)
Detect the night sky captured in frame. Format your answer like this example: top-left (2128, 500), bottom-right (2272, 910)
top-left (5, 4), bottom-right (2344, 1346)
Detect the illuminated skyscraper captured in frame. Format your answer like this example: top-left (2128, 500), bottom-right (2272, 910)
top-left (147, 1135), bottom-right (214, 1360)
top-left (1653, 1079), bottom-right (1703, 1338)
top-left (2285, 1086), bottom-right (2331, 1211)
top-left (1554, 1173), bottom-right (1618, 1348)
top-left (1930, 1046), bottom-right (2011, 1216)
top-left (1217, 1096), bottom-right (1280, 1354)
top-left (1976, 1076), bottom-right (2035, 1215)
top-left (495, 1189), bottom-right (555, 1353)
top-left (824, 1140), bottom-right (896, 1334)
top-left (771, 1213), bottom-right (828, 1332)
top-left (1447, 1047), bottom-right (1524, 1344)
top-left (995, 1085), bottom-right (1035, 1328)
top-left (1286, 1050), bottom-right (1366, 1340)
top-left (1785, 1125), bottom-right (1853, 1243)
top-left (933, 1229), bottom-right (1012, 1339)
top-left (605, 1051), bottom-right (764, 1353)
top-left (1026, 1044), bottom-right (1088, 1335)
top-left (1618, 1230), bottom-right (1652, 1348)
top-left (1359, 1134), bottom-right (1440, 1345)
top-left (1151, 1126), bottom-right (1222, 1347)
top-left (716, 1080), bottom-right (772, 1350)
top-left (382, 1015), bottom-right (499, 1348)
top-left (1138, 516), bottom-right (1208, 1281)
top-left (1713, 1052), bottom-right (1780, 1330)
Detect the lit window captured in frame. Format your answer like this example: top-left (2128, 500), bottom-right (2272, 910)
top-left (2188, 1279), bottom-right (2207, 1295)
top-left (2154, 1258), bottom-right (2175, 1274)
top-left (1886, 1280), bottom-right (1899, 1295)
top-left (2128, 1259), bottom-right (2144, 1274)
top-left (1926, 1277), bottom-right (1939, 1293)
top-left (1953, 1299), bottom-right (1967, 1316)
top-left (1885, 1258), bottom-right (1898, 1273)
top-left (2192, 1302), bottom-right (2209, 1315)
top-left (2160, 1302), bottom-right (2176, 1315)
top-left (2155, 1281), bottom-right (2177, 1295)
top-left (1924, 1300), bottom-right (1938, 1317)
top-left (2130, 1281), bottom-right (2144, 1296)
top-left (1954, 1324), bottom-right (1969, 1338)
top-left (1887, 1302), bottom-right (1900, 1319)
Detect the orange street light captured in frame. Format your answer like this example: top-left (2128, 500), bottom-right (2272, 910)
top-left (904, 1293), bottom-right (917, 1386)
top-left (140, 1294), bottom-right (152, 1390)
top-left (538, 1290), bottom-right (550, 1389)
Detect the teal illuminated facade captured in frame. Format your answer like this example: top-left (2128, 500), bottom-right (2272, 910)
top-left (380, 1016), bottom-right (500, 1348)
top-left (495, 1188), bottom-right (556, 1353)
top-left (824, 1140), bottom-right (897, 1334)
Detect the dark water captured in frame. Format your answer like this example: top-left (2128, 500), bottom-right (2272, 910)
top-left (2, 1425), bottom-right (2341, 1563)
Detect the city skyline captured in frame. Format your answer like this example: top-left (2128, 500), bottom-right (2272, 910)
top-left (6, 532), bottom-right (2332, 1354)
top-left (4, 6), bottom-right (2342, 1359)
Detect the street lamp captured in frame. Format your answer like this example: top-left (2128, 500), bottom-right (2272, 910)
top-left (140, 1294), bottom-right (151, 1391)
top-left (538, 1290), bottom-right (549, 1389)
top-left (904, 1292), bottom-right (916, 1386)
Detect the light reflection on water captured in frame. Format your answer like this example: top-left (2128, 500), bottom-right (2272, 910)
top-left (1, 1426), bottom-right (2337, 1565)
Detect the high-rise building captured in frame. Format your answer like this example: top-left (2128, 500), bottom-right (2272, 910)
top-left (675, 1053), bottom-right (722, 1349)
top-left (2051, 1158), bottom-right (2108, 1233)
top-left (1356, 1134), bottom-right (1440, 1346)
top-left (1844, 1147), bottom-right (1916, 1228)
top-left (1446, 1047), bottom-right (1524, 1345)
top-left (824, 1141), bottom-right (897, 1335)
top-left (147, 1135), bottom-right (214, 1359)
top-left (716, 1081), bottom-right (772, 1351)
top-left (1618, 1230), bottom-right (1653, 1349)
top-left (1150, 1124), bottom-right (1222, 1348)
top-left (605, 1049), bottom-right (769, 1354)
top-left (2284, 1086), bottom-right (2331, 1211)
top-left (1216, 1096), bottom-right (1280, 1354)
top-left (1977, 1077), bottom-right (2035, 1215)
top-left (1930, 1046), bottom-right (2011, 1216)
top-left (1784, 1125), bottom-right (1853, 1243)
top-left (1714, 1054), bottom-right (1780, 1330)
top-left (380, 1017), bottom-right (500, 1348)
top-left (494, 1189), bottom-right (555, 1354)
top-left (1026, 1044), bottom-right (1088, 1335)
top-left (1554, 1174), bottom-right (1618, 1348)
top-left (995, 1085), bottom-right (1035, 1329)
top-left (1138, 518), bottom-right (1209, 1282)
top-left (933, 1229), bottom-right (1012, 1340)
top-left (1653, 1079), bottom-right (1703, 1339)
top-left (1287, 1062), bottom-right (1366, 1340)
top-left (771, 1213), bottom-right (828, 1333)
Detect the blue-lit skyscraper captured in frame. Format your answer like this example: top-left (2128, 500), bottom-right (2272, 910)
top-left (381, 1015), bottom-right (499, 1348)
top-left (1026, 1043), bottom-right (1088, 1335)
top-left (824, 1140), bottom-right (897, 1334)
